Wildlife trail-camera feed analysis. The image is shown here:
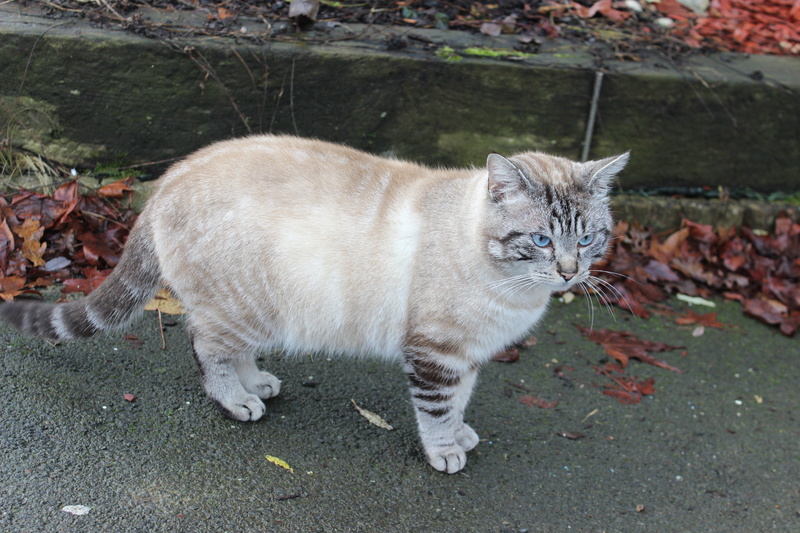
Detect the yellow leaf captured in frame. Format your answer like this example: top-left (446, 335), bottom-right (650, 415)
top-left (351, 399), bottom-right (393, 430)
top-left (144, 288), bottom-right (186, 315)
top-left (17, 219), bottom-right (47, 267)
top-left (265, 455), bottom-right (294, 473)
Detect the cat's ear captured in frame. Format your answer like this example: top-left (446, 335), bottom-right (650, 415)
top-left (585, 151), bottom-right (630, 192)
top-left (487, 153), bottom-right (533, 202)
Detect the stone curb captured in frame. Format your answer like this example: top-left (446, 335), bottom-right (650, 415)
top-left (1, 3), bottom-right (799, 194)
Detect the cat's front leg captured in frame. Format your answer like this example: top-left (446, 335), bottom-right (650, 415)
top-left (404, 340), bottom-right (480, 474)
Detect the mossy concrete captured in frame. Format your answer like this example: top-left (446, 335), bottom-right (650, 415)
top-left (1, 3), bottom-right (799, 192)
top-left (612, 195), bottom-right (799, 232)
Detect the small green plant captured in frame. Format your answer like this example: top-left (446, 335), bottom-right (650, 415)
top-left (435, 46), bottom-right (462, 63)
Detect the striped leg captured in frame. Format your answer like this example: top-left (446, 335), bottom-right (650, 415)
top-left (404, 338), bottom-right (480, 474)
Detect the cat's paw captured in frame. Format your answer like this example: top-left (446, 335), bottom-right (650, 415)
top-left (241, 371), bottom-right (281, 400)
top-left (214, 393), bottom-right (266, 422)
top-left (425, 443), bottom-right (468, 474)
top-left (455, 423), bottom-right (480, 452)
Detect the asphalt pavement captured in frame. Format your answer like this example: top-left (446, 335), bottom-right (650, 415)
top-left (1, 292), bottom-right (797, 532)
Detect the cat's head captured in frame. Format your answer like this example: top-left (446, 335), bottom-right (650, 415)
top-left (482, 150), bottom-right (629, 292)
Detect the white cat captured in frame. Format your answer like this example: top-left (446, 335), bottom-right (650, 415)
top-left (0, 135), bottom-right (628, 473)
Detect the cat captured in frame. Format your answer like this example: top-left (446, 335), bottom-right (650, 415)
top-left (0, 135), bottom-right (628, 474)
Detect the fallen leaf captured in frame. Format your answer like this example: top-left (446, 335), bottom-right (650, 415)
top-left (61, 267), bottom-right (112, 295)
top-left (288, 0), bottom-right (319, 21)
top-left (61, 505), bottom-right (91, 516)
top-left (124, 334), bottom-right (144, 347)
top-left (97, 178), bottom-right (134, 198)
top-left (676, 294), bottom-right (716, 307)
top-left (16, 218), bottom-right (47, 267)
top-left (556, 431), bottom-right (586, 440)
top-left (217, 6), bottom-right (234, 20)
top-left (0, 275), bottom-right (27, 301)
top-left (480, 22), bottom-right (502, 36)
top-left (144, 288), bottom-right (186, 315)
top-left (743, 297), bottom-right (787, 326)
top-left (492, 346), bottom-right (520, 362)
top-left (123, 393), bottom-right (136, 402)
top-left (675, 309), bottom-right (731, 329)
top-left (265, 455), bottom-right (294, 473)
top-left (520, 395), bottom-right (558, 409)
top-left (576, 325), bottom-right (684, 373)
top-left (351, 399), bottom-right (393, 430)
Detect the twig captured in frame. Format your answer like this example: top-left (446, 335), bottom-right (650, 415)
top-left (581, 70), bottom-right (603, 163)
top-left (289, 57), bottom-right (299, 135)
top-left (157, 308), bottom-right (166, 350)
top-left (178, 45), bottom-right (252, 134)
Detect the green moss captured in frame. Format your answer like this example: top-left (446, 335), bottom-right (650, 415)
top-left (435, 46), bottom-right (462, 63)
top-left (462, 47), bottom-right (536, 59)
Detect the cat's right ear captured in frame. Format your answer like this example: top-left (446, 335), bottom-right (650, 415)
top-left (487, 153), bottom-right (531, 202)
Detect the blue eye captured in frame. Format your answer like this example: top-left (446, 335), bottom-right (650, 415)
top-left (532, 234), bottom-right (551, 247)
top-left (578, 233), bottom-right (595, 246)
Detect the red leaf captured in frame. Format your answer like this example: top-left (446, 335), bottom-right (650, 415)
top-left (98, 178), bottom-right (134, 198)
top-left (61, 267), bottom-right (111, 295)
top-left (520, 395), bottom-right (558, 409)
top-left (648, 227), bottom-right (689, 264)
top-left (53, 179), bottom-right (80, 224)
top-left (576, 325), bottom-right (684, 372)
top-left (78, 232), bottom-right (121, 267)
top-left (123, 393), bottom-right (136, 402)
top-left (779, 313), bottom-right (800, 337)
top-left (602, 389), bottom-right (642, 404)
top-left (674, 309), bottom-right (731, 329)
top-left (493, 346), bottom-right (520, 362)
top-left (743, 298), bottom-right (787, 326)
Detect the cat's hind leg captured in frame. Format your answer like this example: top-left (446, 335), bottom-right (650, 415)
top-left (190, 324), bottom-right (270, 422)
top-left (235, 357), bottom-right (281, 400)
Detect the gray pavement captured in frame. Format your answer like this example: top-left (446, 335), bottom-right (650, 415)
top-left (1, 293), bottom-right (798, 532)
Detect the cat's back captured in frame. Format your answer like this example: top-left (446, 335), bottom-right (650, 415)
top-left (155, 135), bottom-right (424, 204)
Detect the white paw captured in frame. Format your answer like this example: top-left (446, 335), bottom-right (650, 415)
top-left (455, 423), bottom-right (480, 452)
top-left (425, 443), bottom-right (467, 474)
top-left (241, 371), bottom-right (281, 400)
top-left (217, 393), bottom-right (266, 422)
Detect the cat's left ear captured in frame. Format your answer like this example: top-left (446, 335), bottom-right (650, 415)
top-left (585, 151), bottom-right (630, 192)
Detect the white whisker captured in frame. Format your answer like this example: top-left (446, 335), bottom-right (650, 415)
top-left (589, 275), bottom-right (637, 317)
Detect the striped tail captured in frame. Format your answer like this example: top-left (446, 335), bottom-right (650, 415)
top-left (0, 218), bottom-right (161, 342)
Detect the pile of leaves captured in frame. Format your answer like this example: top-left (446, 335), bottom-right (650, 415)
top-left (593, 215), bottom-right (800, 336)
top-left (34, 0), bottom-right (799, 56)
top-left (0, 179), bottom-right (136, 301)
top-left (661, 0), bottom-right (800, 55)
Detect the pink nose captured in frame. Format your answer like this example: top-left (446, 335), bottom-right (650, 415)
top-left (560, 271), bottom-right (576, 281)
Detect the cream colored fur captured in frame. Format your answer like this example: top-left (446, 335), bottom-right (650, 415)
top-left (0, 134), bottom-right (628, 474)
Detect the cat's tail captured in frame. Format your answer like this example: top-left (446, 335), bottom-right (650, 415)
top-left (0, 217), bottom-right (162, 342)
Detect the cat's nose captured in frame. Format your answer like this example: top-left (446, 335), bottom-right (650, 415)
top-left (559, 271), bottom-right (576, 282)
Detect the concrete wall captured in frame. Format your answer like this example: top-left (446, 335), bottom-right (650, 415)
top-left (1, 5), bottom-right (798, 192)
